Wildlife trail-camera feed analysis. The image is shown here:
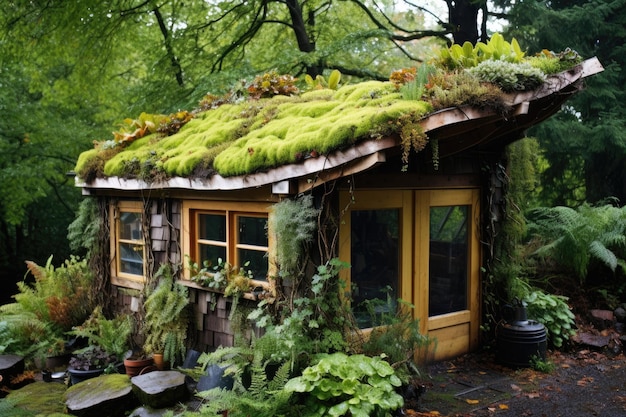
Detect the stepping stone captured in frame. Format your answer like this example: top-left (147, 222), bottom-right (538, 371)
top-left (132, 370), bottom-right (188, 409)
top-left (0, 354), bottom-right (24, 386)
top-left (65, 373), bottom-right (136, 417)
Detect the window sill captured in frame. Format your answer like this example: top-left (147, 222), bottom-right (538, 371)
top-left (177, 279), bottom-right (271, 301)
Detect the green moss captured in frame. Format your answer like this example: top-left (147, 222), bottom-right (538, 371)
top-left (7, 381), bottom-right (67, 415)
top-left (73, 80), bottom-right (432, 180)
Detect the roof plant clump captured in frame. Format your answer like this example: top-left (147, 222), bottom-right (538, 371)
top-left (74, 34), bottom-right (582, 183)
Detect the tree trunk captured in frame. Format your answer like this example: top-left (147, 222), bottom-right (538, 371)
top-left (285, 0), bottom-right (322, 77)
top-left (446, 0), bottom-right (481, 44)
top-left (153, 6), bottom-right (184, 87)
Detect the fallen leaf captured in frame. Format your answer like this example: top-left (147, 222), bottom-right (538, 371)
top-left (510, 384), bottom-right (522, 392)
top-left (479, 371), bottom-right (487, 375)
top-left (527, 392), bottom-right (540, 399)
top-left (499, 404), bottom-right (509, 410)
top-left (466, 399), bottom-right (480, 405)
top-left (561, 364), bottom-right (570, 368)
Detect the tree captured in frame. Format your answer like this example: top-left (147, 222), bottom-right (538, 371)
top-left (505, 0), bottom-right (626, 205)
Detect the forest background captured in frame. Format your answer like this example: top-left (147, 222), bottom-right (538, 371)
top-left (0, 0), bottom-right (624, 303)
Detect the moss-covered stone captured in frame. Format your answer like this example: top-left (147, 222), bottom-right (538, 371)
top-left (65, 373), bottom-right (136, 417)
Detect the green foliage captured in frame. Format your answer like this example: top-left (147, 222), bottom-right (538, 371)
top-left (248, 258), bottom-right (353, 363)
top-left (191, 348), bottom-right (294, 417)
top-left (247, 71), bottom-right (299, 99)
top-left (526, 204), bottom-right (626, 283)
top-left (400, 64), bottom-right (437, 100)
top-left (530, 354), bottom-right (556, 373)
top-left (305, 70), bottom-right (342, 91)
top-left (270, 195), bottom-right (319, 278)
top-left (360, 301), bottom-right (431, 380)
top-left (468, 60), bottom-right (546, 92)
top-left (67, 198), bottom-right (101, 256)
top-left (187, 257), bottom-right (253, 297)
top-left (437, 33), bottom-right (525, 69)
top-left (0, 256), bottom-right (94, 364)
top-left (143, 264), bottom-right (190, 366)
top-left (284, 352), bottom-right (404, 417)
top-left (523, 289), bottom-right (576, 348)
top-left (67, 306), bottom-right (132, 360)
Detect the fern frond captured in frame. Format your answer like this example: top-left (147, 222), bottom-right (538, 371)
top-left (589, 240), bottom-right (618, 272)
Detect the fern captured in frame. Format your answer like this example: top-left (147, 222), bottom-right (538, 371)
top-left (526, 203), bottom-right (626, 283)
top-left (270, 195), bottom-right (319, 278)
top-left (143, 264), bottom-right (190, 366)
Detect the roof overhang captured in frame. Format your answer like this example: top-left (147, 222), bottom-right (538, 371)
top-left (77, 57), bottom-right (603, 196)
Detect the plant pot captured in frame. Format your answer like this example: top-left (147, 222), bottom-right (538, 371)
top-left (46, 353), bottom-right (71, 370)
top-left (153, 353), bottom-right (170, 371)
top-left (123, 357), bottom-right (154, 378)
top-left (68, 367), bottom-right (104, 385)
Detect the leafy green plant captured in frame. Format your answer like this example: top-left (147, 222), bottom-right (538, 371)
top-left (190, 348), bottom-right (295, 417)
top-left (187, 256), bottom-right (253, 297)
top-left (247, 70), bottom-right (299, 99)
top-left (523, 289), bottom-right (576, 348)
top-left (438, 33), bottom-right (525, 69)
top-left (530, 354), bottom-right (556, 373)
top-left (143, 264), bottom-right (190, 366)
top-left (360, 299), bottom-right (431, 380)
top-left (68, 306), bottom-right (133, 360)
top-left (248, 258), bottom-right (353, 363)
top-left (400, 64), bottom-right (437, 100)
top-left (305, 69), bottom-right (342, 90)
top-left (468, 60), bottom-right (546, 92)
top-left (525, 203), bottom-right (626, 284)
top-left (270, 194), bottom-right (319, 278)
top-left (284, 352), bottom-right (404, 417)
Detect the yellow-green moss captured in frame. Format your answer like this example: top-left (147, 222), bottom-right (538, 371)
top-left (7, 381), bottom-right (67, 415)
top-left (73, 80), bottom-right (464, 180)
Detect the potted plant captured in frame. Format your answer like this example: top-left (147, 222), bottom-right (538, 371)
top-left (67, 307), bottom-right (133, 382)
top-left (67, 345), bottom-right (117, 385)
top-left (143, 264), bottom-right (191, 369)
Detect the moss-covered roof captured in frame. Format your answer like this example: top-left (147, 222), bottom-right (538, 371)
top-left (74, 38), bottom-right (602, 190)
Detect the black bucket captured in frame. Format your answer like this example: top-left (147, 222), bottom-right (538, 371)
top-left (496, 319), bottom-right (547, 368)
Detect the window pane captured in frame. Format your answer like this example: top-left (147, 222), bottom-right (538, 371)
top-left (199, 244), bottom-right (227, 269)
top-left (350, 209), bottom-right (400, 328)
top-left (238, 216), bottom-right (267, 246)
top-left (120, 212), bottom-right (142, 240)
top-left (238, 248), bottom-right (268, 281)
top-left (429, 206), bottom-right (469, 316)
top-left (119, 242), bottom-right (144, 275)
top-left (199, 213), bottom-right (226, 242)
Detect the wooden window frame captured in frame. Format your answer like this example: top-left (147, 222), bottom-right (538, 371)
top-left (182, 200), bottom-right (274, 295)
top-left (110, 201), bottom-right (147, 290)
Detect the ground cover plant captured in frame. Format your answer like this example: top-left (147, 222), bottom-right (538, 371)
top-left (74, 34), bottom-right (581, 184)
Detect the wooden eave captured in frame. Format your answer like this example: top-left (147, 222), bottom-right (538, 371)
top-left (77, 57), bottom-right (603, 196)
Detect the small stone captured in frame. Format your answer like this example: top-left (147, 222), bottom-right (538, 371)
top-left (65, 373), bottom-right (136, 417)
top-left (614, 307), bottom-right (626, 323)
top-left (132, 370), bottom-right (188, 409)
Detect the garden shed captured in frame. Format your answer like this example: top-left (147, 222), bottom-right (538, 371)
top-left (74, 50), bottom-right (602, 361)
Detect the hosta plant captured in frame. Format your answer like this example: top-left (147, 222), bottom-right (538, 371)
top-left (284, 352), bottom-right (403, 417)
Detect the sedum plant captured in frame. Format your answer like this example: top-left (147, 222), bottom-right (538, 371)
top-left (468, 60), bottom-right (546, 92)
top-left (284, 352), bottom-right (403, 417)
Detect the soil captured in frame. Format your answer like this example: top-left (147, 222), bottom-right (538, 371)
top-left (411, 347), bottom-right (626, 417)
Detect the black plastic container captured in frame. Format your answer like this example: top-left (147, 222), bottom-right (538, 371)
top-left (496, 301), bottom-right (547, 368)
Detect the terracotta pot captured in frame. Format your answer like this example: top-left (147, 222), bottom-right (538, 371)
top-left (123, 357), bottom-right (154, 377)
top-left (153, 353), bottom-right (170, 371)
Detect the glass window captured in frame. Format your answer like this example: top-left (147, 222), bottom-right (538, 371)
top-left (429, 205), bottom-right (469, 316)
top-left (186, 204), bottom-right (269, 288)
top-left (197, 213), bottom-right (227, 270)
top-left (350, 209), bottom-right (400, 328)
top-left (236, 215), bottom-right (268, 281)
top-left (114, 203), bottom-right (146, 282)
